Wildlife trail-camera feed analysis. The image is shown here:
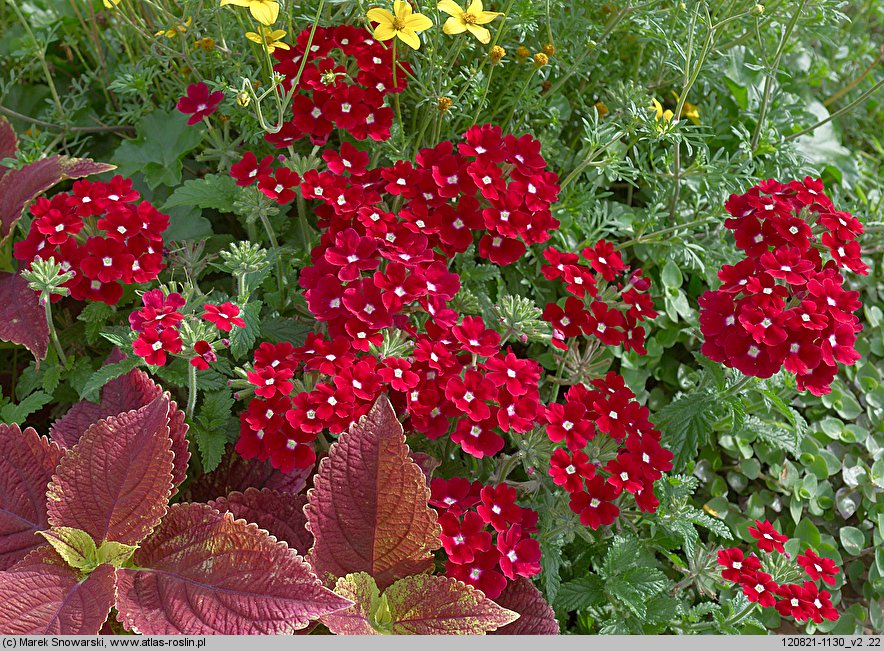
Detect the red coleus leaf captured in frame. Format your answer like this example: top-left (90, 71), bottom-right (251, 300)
top-left (305, 394), bottom-right (441, 589)
top-left (489, 578), bottom-right (560, 635)
top-left (0, 272), bottom-right (49, 362)
top-left (114, 503), bottom-right (352, 635)
top-left (0, 546), bottom-right (115, 634)
top-left (321, 572), bottom-right (518, 635)
top-left (209, 488), bottom-right (313, 555)
top-left (180, 446), bottom-right (312, 502)
top-left (0, 116), bottom-right (15, 161)
top-left (46, 395), bottom-right (174, 546)
top-left (0, 424), bottom-right (63, 570)
top-left (50, 364), bottom-right (189, 493)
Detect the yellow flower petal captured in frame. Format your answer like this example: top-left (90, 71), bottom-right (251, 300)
top-left (466, 0), bottom-right (484, 13)
top-left (373, 23), bottom-right (397, 41)
top-left (437, 0), bottom-right (464, 17)
top-left (395, 28), bottom-right (421, 50)
top-left (245, 31), bottom-right (262, 44)
top-left (367, 7), bottom-right (395, 25)
top-left (219, 0), bottom-right (249, 6)
top-left (472, 9), bottom-right (501, 24)
top-left (394, 0), bottom-right (412, 17)
top-left (650, 98), bottom-right (663, 120)
top-left (249, 0), bottom-right (278, 25)
top-left (269, 29), bottom-right (286, 40)
top-left (102, 0), bottom-right (121, 7)
top-left (442, 15), bottom-right (468, 34)
top-left (403, 12), bottom-right (433, 32)
top-left (465, 23), bottom-right (491, 43)
top-left (273, 41), bottom-right (290, 50)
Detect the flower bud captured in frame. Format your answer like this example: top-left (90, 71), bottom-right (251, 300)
top-left (490, 45), bottom-right (505, 64)
top-left (751, 3), bottom-right (764, 15)
top-left (542, 42), bottom-right (556, 57)
top-left (533, 52), bottom-right (548, 68)
top-left (437, 96), bottom-right (452, 112)
top-left (236, 91), bottom-right (251, 107)
top-left (515, 45), bottom-right (530, 61)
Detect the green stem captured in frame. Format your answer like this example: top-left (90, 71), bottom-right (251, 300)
top-left (186, 362), bottom-right (198, 417)
top-left (500, 68), bottom-right (537, 130)
top-left (783, 77), bottom-right (884, 142)
top-left (614, 216), bottom-right (718, 250)
top-left (44, 299), bottom-right (67, 368)
top-left (259, 213), bottom-right (287, 306)
top-left (720, 374), bottom-right (756, 400)
top-left (470, 64), bottom-right (496, 127)
top-left (559, 131), bottom-right (628, 190)
top-left (750, 0), bottom-right (807, 151)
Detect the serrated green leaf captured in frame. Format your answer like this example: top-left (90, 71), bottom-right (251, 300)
top-left (162, 173), bottom-right (239, 213)
top-left (601, 535), bottom-right (641, 577)
top-left (194, 390), bottom-right (235, 472)
top-left (37, 527), bottom-right (98, 571)
top-left (78, 356), bottom-right (142, 401)
top-left (556, 575), bottom-right (606, 611)
top-left (112, 110), bottom-right (202, 189)
top-left (0, 390), bottom-right (52, 425)
top-left (229, 301), bottom-right (262, 359)
top-left (655, 391), bottom-right (717, 471)
top-left (260, 317), bottom-right (313, 346)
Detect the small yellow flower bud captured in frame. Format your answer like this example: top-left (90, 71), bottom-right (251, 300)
top-left (195, 37), bottom-right (215, 52)
top-left (594, 101), bottom-right (608, 118)
top-left (515, 45), bottom-right (530, 61)
top-left (490, 45), bottom-right (505, 64)
top-left (751, 3), bottom-right (764, 15)
top-left (236, 91), bottom-right (251, 107)
top-left (542, 43), bottom-right (555, 57)
top-left (533, 52), bottom-right (548, 68)
top-left (437, 96), bottom-right (452, 112)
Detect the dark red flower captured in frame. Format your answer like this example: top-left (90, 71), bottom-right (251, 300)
top-left (438, 511), bottom-right (492, 564)
top-left (203, 302), bottom-right (246, 331)
top-left (496, 525), bottom-right (541, 579)
top-left (796, 549), bottom-right (839, 586)
top-left (748, 519), bottom-right (788, 554)
top-left (176, 82), bottom-right (224, 125)
top-left (190, 340), bottom-right (217, 370)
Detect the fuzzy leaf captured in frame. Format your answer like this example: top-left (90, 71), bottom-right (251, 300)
top-left (655, 391), bottom-right (717, 471)
top-left (0, 546), bottom-right (115, 634)
top-left (323, 573), bottom-right (518, 635)
top-left (193, 390), bottom-right (235, 472)
top-left (162, 173), bottom-right (239, 212)
top-left (180, 447), bottom-right (312, 502)
top-left (37, 527), bottom-right (98, 570)
top-left (556, 575), bottom-right (607, 611)
top-left (0, 154), bottom-right (114, 244)
top-left (46, 395), bottom-right (173, 545)
top-left (0, 272), bottom-right (49, 362)
top-left (305, 394), bottom-right (441, 589)
top-left (229, 300), bottom-right (262, 359)
top-left (490, 578), bottom-right (559, 635)
top-left (0, 424), bottom-right (63, 569)
top-left (78, 356), bottom-right (143, 402)
top-left (51, 365), bottom-right (189, 493)
top-left (0, 390), bottom-right (52, 425)
top-left (111, 110), bottom-right (201, 189)
top-left (209, 489), bottom-right (313, 555)
top-left (114, 503), bottom-right (352, 635)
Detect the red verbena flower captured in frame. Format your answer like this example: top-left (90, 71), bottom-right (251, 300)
top-left (176, 82), bottom-right (224, 125)
top-left (203, 302), bottom-right (246, 331)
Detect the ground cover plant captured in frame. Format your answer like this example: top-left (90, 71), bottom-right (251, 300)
top-left (0, 0), bottom-right (882, 636)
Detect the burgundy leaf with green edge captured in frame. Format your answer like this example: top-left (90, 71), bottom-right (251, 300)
top-left (209, 489), bottom-right (313, 555)
top-left (46, 394), bottom-right (174, 546)
top-left (322, 572), bottom-right (519, 635)
top-left (0, 272), bottom-right (49, 362)
top-left (0, 153), bottom-right (114, 244)
top-left (490, 578), bottom-right (560, 635)
top-left (0, 546), bottom-right (115, 635)
top-left (114, 503), bottom-right (353, 635)
top-left (180, 446), bottom-right (312, 502)
top-left (0, 423), bottom-right (63, 570)
top-left (306, 394), bottom-right (441, 589)
top-left (50, 363), bottom-right (189, 493)
top-left (0, 116), bottom-right (16, 163)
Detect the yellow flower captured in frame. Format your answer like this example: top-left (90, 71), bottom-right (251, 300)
top-left (102, 0), bottom-right (121, 7)
top-left (155, 16), bottom-right (192, 38)
top-left (245, 26), bottom-right (290, 53)
top-left (366, 1), bottom-right (433, 51)
top-left (650, 97), bottom-right (674, 125)
top-left (437, 0), bottom-right (501, 44)
top-left (194, 37), bottom-right (216, 52)
top-left (219, 0), bottom-right (279, 26)
top-left (671, 91), bottom-right (700, 125)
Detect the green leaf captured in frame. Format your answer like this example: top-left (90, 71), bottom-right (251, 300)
top-left (870, 457), bottom-right (884, 489)
top-left (555, 575), bottom-right (606, 611)
top-left (654, 391), bottom-right (717, 471)
top-left (37, 527), bottom-right (98, 571)
top-left (79, 356), bottom-right (142, 401)
top-left (839, 526), bottom-right (865, 556)
top-left (229, 301), bottom-right (262, 359)
top-left (661, 260), bottom-right (683, 289)
top-left (194, 390), bottom-right (235, 472)
top-left (96, 540), bottom-right (138, 568)
top-left (112, 110), bottom-right (202, 189)
top-left (0, 390), bottom-right (52, 425)
top-left (162, 174), bottom-right (239, 213)
top-left (601, 535), bottom-right (641, 577)
top-left (794, 519), bottom-right (821, 549)
top-left (77, 302), bottom-right (116, 345)
top-left (260, 317), bottom-right (313, 346)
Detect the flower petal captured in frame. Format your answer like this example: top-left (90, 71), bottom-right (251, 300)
top-left (395, 28), bottom-right (422, 50)
top-left (373, 23), bottom-right (397, 41)
top-left (404, 12), bottom-right (433, 32)
top-left (442, 16), bottom-right (467, 34)
top-left (437, 0), bottom-right (464, 17)
top-left (473, 10), bottom-right (501, 24)
top-left (394, 0), bottom-right (412, 17)
top-left (367, 7), bottom-right (395, 24)
top-left (219, 0), bottom-right (249, 6)
top-left (249, 0), bottom-right (279, 25)
top-left (466, 23), bottom-right (491, 43)
top-left (466, 0), bottom-right (484, 13)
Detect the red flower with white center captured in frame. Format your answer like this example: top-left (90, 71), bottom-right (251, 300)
top-left (79, 237), bottom-right (133, 283)
top-left (285, 392), bottom-right (325, 435)
top-left (738, 303), bottom-right (788, 346)
top-left (542, 297), bottom-right (587, 340)
top-left (775, 583), bottom-right (813, 621)
top-left (582, 300), bottom-right (626, 346)
top-left (451, 316), bottom-right (500, 357)
top-left (541, 247), bottom-right (580, 281)
top-left (190, 340), bottom-right (217, 370)
top-left (800, 581), bottom-right (839, 623)
top-left (267, 427), bottom-right (316, 473)
top-left (203, 302), bottom-right (246, 331)
top-left (421, 261), bottom-right (460, 300)
top-left (717, 548), bottom-right (761, 582)
top-left (624, 433), bottom-right (673, 481)
top-left (247, 365), bottom-right (295, 399)
top-left (568, 477), bottom-right (620, 530)
top-left (819, 321), bottom-right (861, 367)
top-left (176, 82), bottom-right (224, 125)
top-left (478, 233), bottom-right (527, 266)
top-left (496, 525), bottom-right (541, 579)
top-left (467, 159), bottom-right (506, 202)
top-left (303, 334), bottom-right (354, 375)
top-left (257, 167), bottom-right (301, 204)
top-left (342, 280), bottom-right (392, 329)
top-left (444, 370), bottom-right (496, 422)
top-left (253, 341), bottom-right (297, 372)
top-left (96, 207), bottom-right (141, 242)
top-left (496, 393), bottom-right (540, 434)
top-left (484, 350), bottom-right (538, 397)
top-left (561, 263), bottom-right (597, 298)
top-left (324, 228), bottom-right (379, 282)
top-left (230, 151), bottom-right (274, 186)
top-left (323, 141), bottom-right (370, 176)
top-left (35, 206), bottom-right (82, 245)
top-left (740, 570), bottom-right (778, 608)
top-left (445, 549), bottom-right (507, 599)
top-left (378, 357), bottom-right (419, 392)
top-left (244, 396), bottom-right (289, 435)
top-left (544, 400), bottom-right (593, 451)
top-left (451, 415), bottom-right (505, 459)
top-left (604, 455), bottom-right (645, 494)
top-left (333, 358), bottom-right (383, 401)
top-left (548, 448), bottom-right (594, 493)
top-left (438, 511), bottom-right (491, 564)
top-left (132, 327), bottom-right (182, 366)
top-left (67, 179), bottom-right (108, 216)
top-left (459, 123), bottom-right (506, 162)
top-left (796, 549), bottom-right (839, 586)
top-left (429, 476), bottom-right (482, 514)
top-left (477, 484), bottom-right (522, 532)
top-left (806, 277), bottom-right (861, 321)
top-left (748, 519), bottom-right (788, 553)
top-left (129, 289), bottom-right (185, 332)
top-left (581, 240), bottom-right (627, 281)
top-left (504, 133), bottom-right (547, 171)
top-left (760, 246), bottom-right (814, 286)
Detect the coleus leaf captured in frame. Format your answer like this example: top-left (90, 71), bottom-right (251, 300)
top-left (0, 423), bottom-right (63, 569)
top-left (322, 572), bottom-right (519, 635)
top-left (37, 527), bottom-right (98, 571)
top-left (209, 489), bottom-right (313, 555)
top-left (114, 503), bottom-right (352, 635)
top-left (0, 546), bottom-right (115, 635)
top-left (0, 272), bottom-right (49, 362)
top-left (305, 394), bottom-right (441, 589)
top-left (0, 116), bottom-right (15, 162)
top-left (490, 578), bottom-right (560, 635)
top-left (410, 451), bottom-right (440, 484)
top-left (47, 395), bottom-right (174, 546)
top-left (179, 446), bottom-right (312, 502)
top-left (50, 363), bottom-right (189, 493)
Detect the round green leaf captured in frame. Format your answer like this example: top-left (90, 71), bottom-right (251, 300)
top-left (839, 526), bottom-right (865, 556)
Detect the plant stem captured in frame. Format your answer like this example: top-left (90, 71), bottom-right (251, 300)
top-left (259, 213), bottom-right (287, 307)
top-left (783, 77), bottom-right (884, 142)
top-left (186, 362), bottom-right (198, 417)
top-left (44, 299), bottom-right (67, 368)
top-left (750, 0), bottom-right (808, 151)
top-left (614, 216), bottom-right (719, 250)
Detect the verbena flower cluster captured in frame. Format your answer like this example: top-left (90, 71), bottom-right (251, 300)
top-left (430, 477), bottom-right (541, 599)
top-left (699, 178), bottom-right (866, 395)
top-left (717, 520), bottom-right (840, 624)
top-left (14, 176), bottom-right (169, 305)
